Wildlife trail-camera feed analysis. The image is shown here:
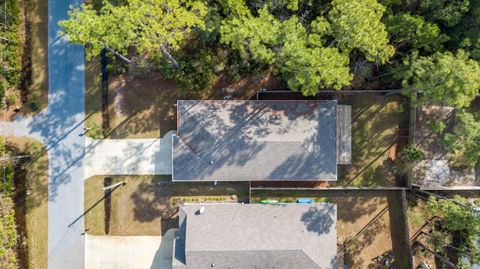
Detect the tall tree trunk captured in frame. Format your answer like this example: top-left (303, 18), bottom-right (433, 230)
top-left (160, 44), bottom-right (180, 69)
top-left (103, 45), bottom-right (132, 65)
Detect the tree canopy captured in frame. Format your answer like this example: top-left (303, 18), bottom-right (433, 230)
top-left (59, 0), bottom-right (208, 64)
top-left (216, 0), bottom-right (392, 95)
top-left (60, 0), bottom-right (480, 99)
top-left (402, 50), bottom-right (480, 108)
top-left (444, 111), bottom-right (480, 167)
top-left (328, 0), bottom-right (394, 63)
top-left (386, 13), bottom-right (449, 52)
top-left (276, 17), bottom-right (352, 95)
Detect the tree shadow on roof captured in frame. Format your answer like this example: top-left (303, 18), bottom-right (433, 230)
top-left (300, 205), bottom-right (336, 235)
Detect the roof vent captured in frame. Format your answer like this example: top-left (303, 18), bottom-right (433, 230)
top-left (199, 206), bottom-right (205, 214)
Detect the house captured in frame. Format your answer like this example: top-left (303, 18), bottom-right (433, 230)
top-left (172, 100), bottom-right (351, 181)
top-left (172, 203), bottom-right (338, 269)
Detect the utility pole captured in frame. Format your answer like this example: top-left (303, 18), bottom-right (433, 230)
top-left (102, 180), bottom-right (127, 191)
top-left (0, 155), bottom-right (30, 161)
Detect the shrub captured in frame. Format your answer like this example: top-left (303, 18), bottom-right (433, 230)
top-left (402, 145), bottom-right (425, 163)
top-left (0, 0), bottom-right (22, 104)
top-left (5, 94), bottom-right (16, 108)
top-left (0, 193), bottom-right (18, 269)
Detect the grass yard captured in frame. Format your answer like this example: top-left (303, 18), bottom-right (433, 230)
top-left (85, 58), bottom-right (105, 139)
top-left (106, 73), bottom-right (179, 138)
top-left (84, 175), bottom-right (249, 235)
top-left (9, 137), bottom-right (48, 269)
top-left (22, 0), bottom-right (49, 114)
top-left (335, 93), bottom-right (409, 187)
top-left (251, 189), bottom-right (411, 269)
top-left (85, 65), bottom-right (180, 139)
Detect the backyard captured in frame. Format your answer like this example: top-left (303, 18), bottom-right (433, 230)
top-left (251, 189), bottom-right (412, 269)
top-left (83, 175), bottom-right (249, 235)
top-left (335, 93), bottom-right (409, 187)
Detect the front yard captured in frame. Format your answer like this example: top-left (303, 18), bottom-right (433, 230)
top-left (8, 137), bottom-right (48, 269)
top-left (251, 189), bottom-right (411, 269)
top-left (85, 60), bottom-right (283, 139)
top-left (84, 175), bottom-right (249, 235)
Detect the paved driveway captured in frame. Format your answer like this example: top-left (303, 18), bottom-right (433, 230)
top-left (85, 229), bottom-right (177, 269)
top-left (84, 131), bottom-right (174, 178)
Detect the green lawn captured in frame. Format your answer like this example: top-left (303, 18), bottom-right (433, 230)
top-left (84, 58), bottom-right (105, 139)
top-left (335, 93), bottom-right (409, 187)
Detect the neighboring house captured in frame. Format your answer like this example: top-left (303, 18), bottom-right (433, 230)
top-left (172, 203), bottom-right (338, 269)
top-left (172, 100), bottom-right (351, 181)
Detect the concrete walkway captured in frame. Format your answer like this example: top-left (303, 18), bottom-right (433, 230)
top-left (84, 131), bottom-right (174, 178)
top-left (85, 229), bottom-right (177, 269)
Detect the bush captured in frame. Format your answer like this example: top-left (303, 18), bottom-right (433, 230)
top-left (5, 94), bottom-right (16, 108)
top-left (402, 145), bottom-right (425, 163)
top-left (0, 0), bottom-right (22, 104)
top-left (0, 193), bottom-right (18, 269)
top-left (396, 144), bottom-right (425, 174)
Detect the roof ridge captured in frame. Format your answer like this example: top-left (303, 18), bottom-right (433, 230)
top-left (300, 248), bottom-right (325, 268)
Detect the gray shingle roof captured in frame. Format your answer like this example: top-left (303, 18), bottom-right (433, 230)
top-left (172, 100), bottom-right (339, 181)
top-left (173, 203), bottom-right (337, 269)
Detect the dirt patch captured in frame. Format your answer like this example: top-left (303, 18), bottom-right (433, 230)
top-left (107, 72), bottom-right (178, 138)
top-left (84, 175), bottom-right (249, 235)
top-left (251, 189), bottom-right (411, 268)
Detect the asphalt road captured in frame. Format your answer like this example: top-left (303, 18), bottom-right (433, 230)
top-left (45, 0), bottom-right (86, 268)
